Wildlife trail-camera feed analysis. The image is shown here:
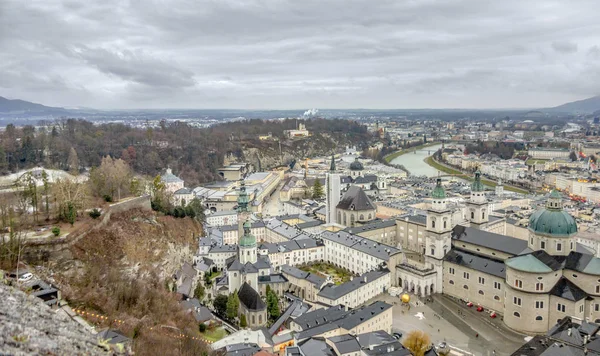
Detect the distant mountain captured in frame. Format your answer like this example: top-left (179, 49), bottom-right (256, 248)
top-left (548, 95), bottom-right (600, 114)
top-left (0, 96), bottom-right (66, 114)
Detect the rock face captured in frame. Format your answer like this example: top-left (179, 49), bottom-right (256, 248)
top-left (0, 282), bottom-right (104, 355)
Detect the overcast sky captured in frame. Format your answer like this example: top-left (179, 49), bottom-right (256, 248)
top-left (1, 0), bottom-right (599, 110)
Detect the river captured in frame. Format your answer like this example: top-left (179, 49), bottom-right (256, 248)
top-left (390, 144), bottom-right (443, 177)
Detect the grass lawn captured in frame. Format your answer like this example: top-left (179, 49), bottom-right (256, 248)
top-left (525, 159), bottom-right (549, 166)
top-left (383, 142), bottom-right (440, 163)
top-left (200, 327), bottom-right (227, 342)
top-left (207, 271), bottom-right (221, 280)
top-left (424, 156), bottom-right (530, 195)
top-left (300, 262), bottom-right (352, 285)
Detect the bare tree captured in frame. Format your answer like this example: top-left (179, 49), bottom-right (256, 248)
top-left (53, 177), bottom-right (89, 225)
top-left (402, 330), bottom-right (432, 356)
top-left (89, 156), bottom-right (132, 201)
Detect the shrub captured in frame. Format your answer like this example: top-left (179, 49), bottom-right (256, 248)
top-left (89, 209), bottom-right (102, 219)
top-left (103, 194), bottom-right (113, 203)
top-left (51, 226), bottom-right (60, 236)
top-left (199, 323), bottom-right (207, 332)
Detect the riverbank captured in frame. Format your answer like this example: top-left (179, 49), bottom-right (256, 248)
top-left (383, 142), bottom-right (441, 163)
top-left (424, 156), bottom-right (530, 195)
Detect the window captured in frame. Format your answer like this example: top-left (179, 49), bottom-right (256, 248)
top-left (535, 301), bottom-right (544, 309)
top-left (573, 274), bottom-right (578, 278)
top-left (514, 312), bottom-right (520, 318)
top-left (596, 286), bottom-right (600, 294)
top-left (471, 212), bottom-right (474, 219)
top-left (463, 272), bottom-right (470, 280)
top-left (515, 279), bottom-right (523, 288)
top-left (478, 277), bottom-right (485, 285)
top-left (513, 297), bottom-right (522, 306)
top-left (494, 295), bottom-right (500, 301)
top-left (595, 304), bottom-right (599, 312)
top-left (478, 290), bottom-right (484, 295)
top-left (482, 211), bottom-right (485, 219)
top-left (463, 285), bottom-right (469, 290)
top-left (580, 305), bottom-right (585, 313)
top-left (431, 249), bottom-right (435, 255)
top-left (557, 243), bottom-right (562, 251)
top-left (557, 303), bottom-right (566, 313)
top-left (530, 237), bottom-right (534, 244)
top-left (449, 267), bottom-right (455, 275)
top-left (535, 283), bottom-right (544, 291)
top-left (449, 280), bottom-right (454, 285)
top-left (536, 316), bottom-right (543, 321)
top-left (444, 221), bottom-right (447, 229)
top-left (494, 282), bottom-right (501, 290)
top-left (432, 220), bottom-right (436, 228)
top-left (541, 241), bottom-right (546, 249)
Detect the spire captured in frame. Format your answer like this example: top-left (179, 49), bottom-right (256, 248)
top-left (237, 181), bottom-right (250, 213)
top-left (471, 170), bottom-right (484, 192)
top-left (330, 154), bottom-right (336, 172)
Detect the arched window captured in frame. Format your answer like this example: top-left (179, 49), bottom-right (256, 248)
top-left (368, 213), bottom-right (372, 219)
top-left (471, 212), bottom-right (474, 219)
top-left (359, 214), bottom-right (364, 220)
top-left (514, 312), bottom-right (520, 318)
top-left (494, 295), bottom-right (500, 301)
top-left (432, 220), bottom-right (436, 228)
top-left (463, 285), bottom-right (469, 290)
top-left (337, 211), bottom-right (341, 223)
top-left (343, 214), bottom-right (347, 225)
top-left (350, 214), bottom-right (355, 226)
top-left (535, 316), bottom-right (543, 321)
top-left (478, 290), bottom-right (484, 295)
top-left (443, 221), bottom-right (447, 229)
top-left (482, 211), bottom-right (485, 219)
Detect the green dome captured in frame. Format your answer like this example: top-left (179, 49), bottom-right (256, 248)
top-left (528, 208), bottom-right (577, 237)
top-left (239, 220), bottom-right (256, 247)
top-left (431, 178), bottom-right (446, 199)
top-left (471, 171), bottom-right (484, 192)
top-left (350, 158), bottom-right (364, 171)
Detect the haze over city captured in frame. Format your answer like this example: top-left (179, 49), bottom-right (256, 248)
top-left (1, 0), bottom-right (599, 110)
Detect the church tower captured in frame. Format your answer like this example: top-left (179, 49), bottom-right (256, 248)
top-left (467, 170), bottom-right (488, 229)
top-left (326, 154), bottom-right (341, 224)
top-left (239, 220), bottom-right (258, 264)
top-left (237, 181), bottom-right (251, 242)
top-left (426, 178), bottom-right (452, 260)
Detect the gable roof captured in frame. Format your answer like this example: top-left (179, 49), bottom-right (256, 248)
top-left (444, 249), bottom-right (506, 278)
top-left (317, 269), bottom-right (390, 300)
top-left (451, 225), bottom-right (528, 256)
top-left (238, 282), bottom-right (266, 311)
top-left (336, 186), bottom-right (375, 211)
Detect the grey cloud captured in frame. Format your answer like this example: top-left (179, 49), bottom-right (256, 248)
top-left (1, 0), bottom-right (600, 109)
top-left (552, 41), bottom-right (578, 54)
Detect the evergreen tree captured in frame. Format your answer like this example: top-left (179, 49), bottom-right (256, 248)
top-left (226, 291), bottom-right (240, 320)
top-left (213, 295), bottom-right (228, 316)
top-left (0, 146), bottom-right (7, 173)
top-left (266, 287), bottom-right (280, 321)
top-left (194, 283), bottom-right (205, 300)
top-left (67, 147), bottom-right (79, 175)
top-left (312, 179), bottom-right (324, 200)
top-left (240, 314), bottom-right (248, 328)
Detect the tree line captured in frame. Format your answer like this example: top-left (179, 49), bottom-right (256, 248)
top-left (0, 118), bottom-right (371, 186)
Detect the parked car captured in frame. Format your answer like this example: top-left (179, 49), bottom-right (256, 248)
top-left (18, 272), bottom-right (33, 282)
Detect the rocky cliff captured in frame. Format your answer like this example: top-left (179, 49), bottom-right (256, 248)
top-left (0, 282), bottom-right (104, 355)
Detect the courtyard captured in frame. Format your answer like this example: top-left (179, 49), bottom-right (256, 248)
top-left (298, 262), bottom-right (353, 285)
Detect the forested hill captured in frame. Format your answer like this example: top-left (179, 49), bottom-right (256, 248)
top-left (0, 118), bottom-right (371, 185)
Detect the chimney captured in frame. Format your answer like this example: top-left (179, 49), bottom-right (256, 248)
top-left (364, 276), bottom-right (368, 283)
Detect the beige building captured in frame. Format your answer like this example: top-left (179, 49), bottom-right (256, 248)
top-left (316, 269), bottom-right (390, 309)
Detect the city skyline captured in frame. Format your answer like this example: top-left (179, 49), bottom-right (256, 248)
top-left (1, 0), bottom-right (599, 110)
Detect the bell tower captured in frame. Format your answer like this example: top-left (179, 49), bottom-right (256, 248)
top-left (467, 170), bottom-right (488, 229)
top-left (426, 178), bottom-right (452, 260)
